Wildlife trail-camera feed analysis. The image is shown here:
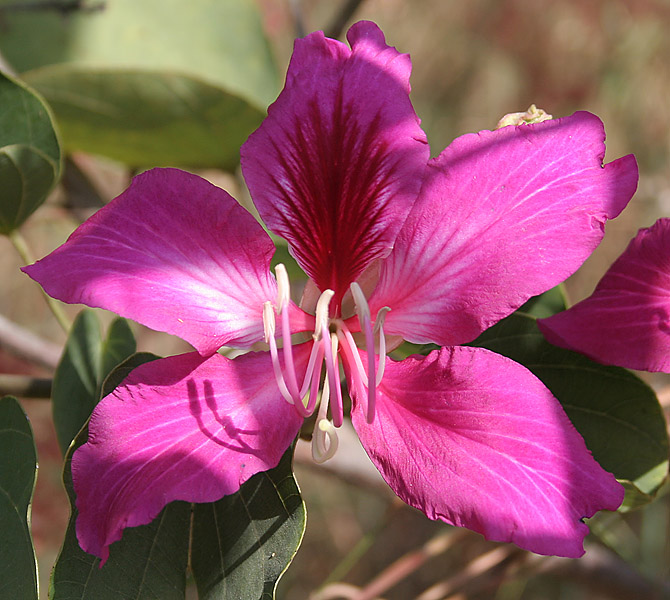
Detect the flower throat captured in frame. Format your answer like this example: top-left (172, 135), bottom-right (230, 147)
top-left (262, 264), bottom-right (389, 463)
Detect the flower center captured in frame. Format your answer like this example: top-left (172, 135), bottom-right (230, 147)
top-left (262, 264), bottom-right (389, 463)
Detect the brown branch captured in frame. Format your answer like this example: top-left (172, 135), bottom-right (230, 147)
top-left (354, 530), bottom-right (471, 600)
top-left (0, 374), bottom-right (52, 398)
top-left (415, 545), bottom-right (522, 600)
top-left (0, 313), bottom-right (61, 370)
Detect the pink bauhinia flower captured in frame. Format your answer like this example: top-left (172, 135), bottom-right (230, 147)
top-left (539, 218), bottom-right (670, 372)
top-left (24, 22), bottom-right (638, 564)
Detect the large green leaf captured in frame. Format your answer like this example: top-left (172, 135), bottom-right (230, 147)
top-left (191, 445), bottom-right (306, 600)
top-left (24, 67), bottom-right (265, 169)
top-left (0, 0), bottom-right (278, 167)
top-left (52, 310), bottom-right (135, 454)
top-left (0, 71), bottom-right (61, 234)
top-left (99, 351), bottom-right (161, 399)
top-left (53, 350), bottom-right (306, 598)
top-left (0, 396), bottom-right (38, 600)
top-left (50, 399), bottom-right (190, 599)
top-left (0, 0), bottom-right (279, 107)
top-left (517, 283), bottom-right (568, 318)
top-left (470, 312), bottom-right (669, 510)
top-left (50, 351), bottom-right (193, 599)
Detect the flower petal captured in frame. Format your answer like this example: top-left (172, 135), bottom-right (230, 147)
top-left (23, 168), bottom-right (312, 355)
top-left (241, 21), bottom-right (429, 307)
top-left (369, 112), bottom-right (639, 345)
top-left (72, 349), bottom-right (308, 564)
top-left (539, 218), bottom-right (670, 372)
top-left (349, 346), bottom-right (623, 557)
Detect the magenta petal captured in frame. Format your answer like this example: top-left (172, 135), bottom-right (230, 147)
top-left (350, 346), bottom-right (623, 557)
top-left (72, 349), bottom-right (308, 564)
top-left (241, 21), bottom-right (429, 305)
top-left (369, 112), bottom-right (639, 345)
top-left (539, 218), bottom-right (670, 372)
top-left (22, 168), bottom-right (308, 355)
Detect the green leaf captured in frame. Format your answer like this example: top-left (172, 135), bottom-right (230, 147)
top-left (1, 0), bottom-right (278, 167)
top-left (50, 383), bottom-right (190, 600)
top-left (517, 284), bottom-right (568, 318)
top-left (25, 67), bottom-right (266, 169)
top-left (52, 310), bottom-right (136, 454)
top-left (100, 352), bottom-right (161, 399)
top-left (99, 318), bottom-right (137, 382)
top-left (270, 234), bottom-right (304, 283)
top-left (0, 0), bottom-right (279, 107)
top-left (0, 396), bottom-right (38, 600)
top-left (0, 71), bottom-right (61, 234)
top-left (470, 312), bottom-right (669, 510)
top-left (191, 444), bottom-right (306, 600)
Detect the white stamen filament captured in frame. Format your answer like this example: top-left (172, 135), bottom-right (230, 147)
top-left (262, 267), bottom-right (392, 462)
top-left (322, 329), bottom-right (343, 427)
top-left (337, 323), bottom-right (367, 387)
top-left (263, 301), bottom-right (295, 406)
top-left (273, 264), bottom-right (302, 400)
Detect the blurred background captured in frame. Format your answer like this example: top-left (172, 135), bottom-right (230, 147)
top-left (1, 0), bottom-right (669, 598)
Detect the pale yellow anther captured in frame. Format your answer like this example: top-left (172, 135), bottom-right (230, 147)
top-left (312, 418), bottom-right (339, 463)
top-left (314, 289), bottom-right (335, 340)
top-left (275, 263), bottom-right (290, 312)
top-left (373, 306), bottom-right (390, 334)
top-left (262, 301), bottom-right (275, 343)
top-left (350, 281), bottom-right (371, 322)
top-left (374, 307), bottom-right (391, 386)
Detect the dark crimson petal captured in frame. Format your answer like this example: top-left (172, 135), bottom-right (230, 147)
top-left (241, 21), bottom-right (429, 309)
top-left (539, 218), bottom-right (670, 372)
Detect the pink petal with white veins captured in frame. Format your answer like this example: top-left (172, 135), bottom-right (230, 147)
top-left (539, 218), bottom-right (670, 372)
top-left (350, 346), bottom-right (623, 557)
top-left (242, 21), bottom-right (429, 307)
top-left (72, 349), bottom-right (309, 564)
top-left (23, 168), bottom-right (313, 355)
top-left (370, 112), bottom-right (638, 346)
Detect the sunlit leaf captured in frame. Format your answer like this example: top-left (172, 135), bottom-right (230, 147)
top-left (52, 310), bottom-right (136, 454)
top-left (1, 0), bottom-right (278, 168)
top-left (0, 72), bottom-right (60, 234)
top-left (191, 444), bottom-right (306, 600)
top-left (470, 312), bottom-right (669, 510)
top-left (0, 396), bottom-right (38, 600)
top-left (24, 68), bottom-right (265, 169)
top-left (0, 0), bottom-right (279, 107)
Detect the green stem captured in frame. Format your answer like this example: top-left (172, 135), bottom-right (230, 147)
top-left (9, 229), bottom-right (71, 333)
